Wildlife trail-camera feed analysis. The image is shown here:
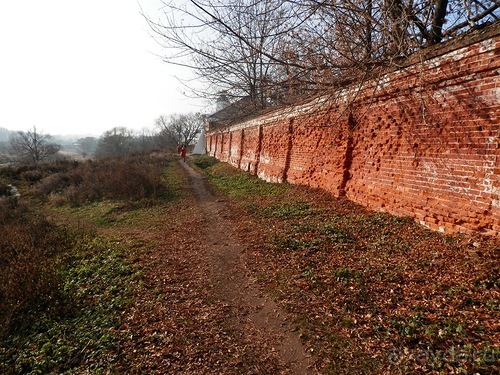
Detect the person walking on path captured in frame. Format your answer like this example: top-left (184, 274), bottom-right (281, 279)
top-left (181, 145), bottom-right (187, 162)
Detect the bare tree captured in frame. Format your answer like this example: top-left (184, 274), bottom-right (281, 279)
top-left (155, 112), bottom-right (205, 147)
top-left (153, 115), bottom-right (177, 150)
top-left (144, 0), bottom-right (499, 106)
top-left (144, 0), bottom-right (295, 108)
top-left (134, 127), bottom-right (158, 154)
top-left (9, 126), bottom-right (60, 164)
top-left (76, 136), bottom-right (98, 158)
top-left (95, 127), bottom-right (135, 158)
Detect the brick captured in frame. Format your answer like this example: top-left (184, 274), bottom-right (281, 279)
top-left (207, 29), bottom-right (500, 237)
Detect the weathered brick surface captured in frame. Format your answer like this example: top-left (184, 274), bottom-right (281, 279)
top-left (206, 24), bottom-right (500, 236)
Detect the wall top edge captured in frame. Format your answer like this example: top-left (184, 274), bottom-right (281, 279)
top-left (206, 21), bottom-right (500, 135)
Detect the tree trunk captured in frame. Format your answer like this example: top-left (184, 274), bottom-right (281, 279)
top-left (430, 0), bottom-right (449, 44)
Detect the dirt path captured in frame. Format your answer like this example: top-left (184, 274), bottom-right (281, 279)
top-left (180, 160), bottom-right (315, 374)
top-left (116, 159), bottom-right (316, 374)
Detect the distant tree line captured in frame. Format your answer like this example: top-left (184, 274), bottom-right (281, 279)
top-left (0, 112), bottom-right (205, 164)
top-left (144, 0), bottom-right (499, 109)
top-left (94, 112), bottom-right (204, 158)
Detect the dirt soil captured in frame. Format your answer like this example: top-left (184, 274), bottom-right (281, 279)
top-left (114, 160), bottom-right (317, 374)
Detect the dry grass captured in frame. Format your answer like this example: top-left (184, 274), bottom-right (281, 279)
top-left (0, 154), bottom-right (172, 339)
top-left (0, 199), bottom-right (66, 338)
top-left (0, 155), bottom-right (170, 205)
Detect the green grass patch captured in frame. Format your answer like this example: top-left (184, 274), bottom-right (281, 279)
top-left (0, 235), bottom-right (138, 375)
top-left (199, 159), bottom-right (289, 199)
top-left (333, 267), bottom-right (362, 282)
top-left (260, 201), bottom-right (323, 218)
top-left (162, 158), bottom-right (191, 199)
top-left (190, 155), bottom-right (219, 170)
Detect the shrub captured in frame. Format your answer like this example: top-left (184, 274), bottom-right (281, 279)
top-left (0, 181), bottom-right (10, 196)
top-left (0, 200), bottom-right (66, 338)
top-left (31, 172), bottom-right (70, 197)
top-left (20, 169), bottom-right (43, 184)
top-left (64, 157), bottom-right (162, 204)
top-left (25, 155), bottom-right (169, 205)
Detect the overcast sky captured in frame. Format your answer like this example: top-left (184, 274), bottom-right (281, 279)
top-left (0, 0), bottom-right (206, 137)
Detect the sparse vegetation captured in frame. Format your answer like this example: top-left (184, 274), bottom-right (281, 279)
top-left (0, 153), bottom-right (173, 374)
top-left (1, 154), bottom-right (498, 374)
top-left (0, 199), bottom-right (65, 339)
top-left (0, 234), bottom-right (137, 374)
top-left (0, 155), bottom-right (170, 206)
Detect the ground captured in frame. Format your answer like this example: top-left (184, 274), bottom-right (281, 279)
top-left (91, 156), bottom-right (498, 374)
top-left (1, 154), bottom-right (497, 374)
top-left (112, 159), bottom-right (316, 374)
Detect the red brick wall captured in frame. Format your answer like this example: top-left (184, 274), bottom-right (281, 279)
top-left (286, 111), bottom-right (351, 195)
top-left (206, 25), bottom-right (500, 236)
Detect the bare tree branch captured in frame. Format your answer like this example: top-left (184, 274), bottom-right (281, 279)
top-left (9, 126), bottom-right (60, 164)
top-left (144, 0), bottom-right (500, 110)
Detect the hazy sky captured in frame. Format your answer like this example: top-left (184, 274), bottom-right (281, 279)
top-left (0, 0), bottom-right (206, 137)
